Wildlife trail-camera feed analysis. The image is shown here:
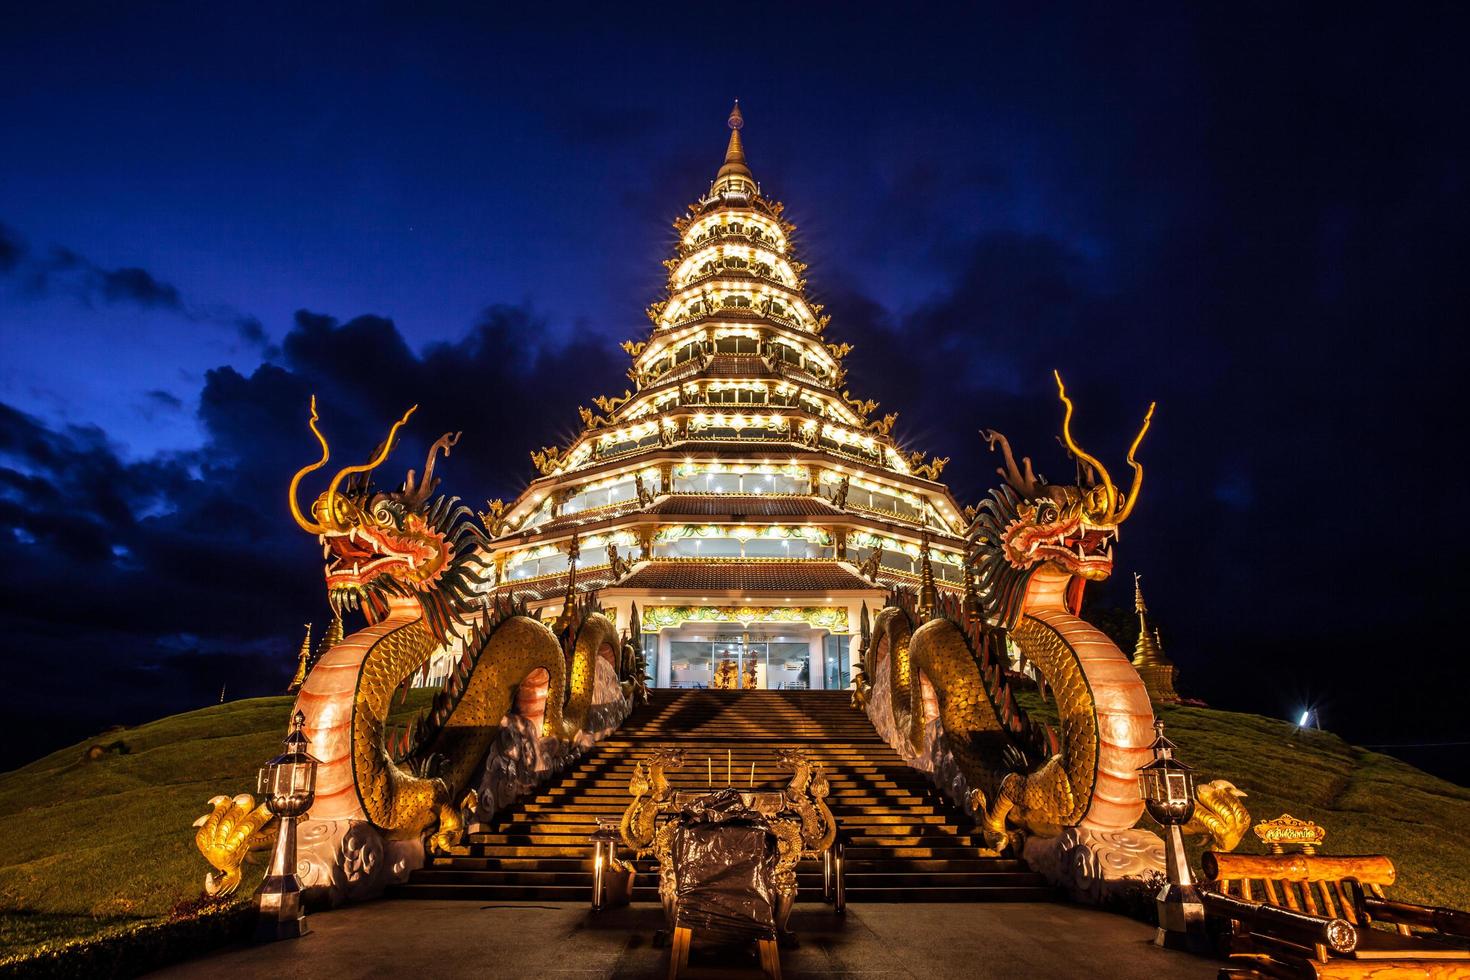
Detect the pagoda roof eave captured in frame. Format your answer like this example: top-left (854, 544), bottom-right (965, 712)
top-left (598, 558), bottom-right (883, 598)
top-left (614, 367), bottom-right (855, 424)
top-left (501, 445), bottom-right (967, 527)
top-left (487, 495), bottom-right (969, 554)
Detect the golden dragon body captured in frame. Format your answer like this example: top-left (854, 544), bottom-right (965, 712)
top-left (195, 404), bottom-right (635, 896)
top-left (859, 376), bottom-right (1246, 854)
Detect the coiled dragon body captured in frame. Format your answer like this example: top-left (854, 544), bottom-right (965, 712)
top-left (858, 374), bottom-right (1162, 852)
top-left (195, 401), bottom-right (633, 895)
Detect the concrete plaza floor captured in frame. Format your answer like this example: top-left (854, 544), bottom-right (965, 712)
top-left (151, 900), bottom-right (1219, 979)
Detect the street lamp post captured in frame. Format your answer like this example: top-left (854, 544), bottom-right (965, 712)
top-left (1137, 719), bottom-right (1206, 951)
top-left (255, 710), bottom-right (319, 942)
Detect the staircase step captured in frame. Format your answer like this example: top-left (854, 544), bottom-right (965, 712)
top-left (393, 689), bottom-right (1055, 906)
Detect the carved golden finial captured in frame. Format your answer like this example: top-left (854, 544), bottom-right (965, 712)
top-left (634, 472), bottom-right (654, 507)
top-left (607, 542), bottom-right (631, 579)
top-left (530, 445), bottom-right (564, 475)
top-left (592, 390), bottom-right (633, 415)
top-left (717, 100), bottom-right (752, 181)
top-left (830, 475), bottom-right (850, 510)
top-left (868, 412), bottom-right (898, 436)
top-left (842, 391), bottom-right (879, 419)
top-left (907, 451), bottom-right (949, 481)
top-left (620, 340), bottom-right (647, 358)
top-left (479, 498), bottom-right (508, 537)
top-left (287, 623), bottom-right (312, 693)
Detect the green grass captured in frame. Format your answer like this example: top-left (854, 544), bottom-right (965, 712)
top-left (0, 691), bottom-right (433, 968)
top-left (1015, 691), bottom-right (1470, 910)
top-left (2, 693), bottom-right (1467, 968)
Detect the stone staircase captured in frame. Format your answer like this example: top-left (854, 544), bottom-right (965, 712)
top-left (388, 688), bottom-right (1055, 903)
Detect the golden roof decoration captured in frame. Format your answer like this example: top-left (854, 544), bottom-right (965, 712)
top-left (717, 100), bottom-right (752, 181)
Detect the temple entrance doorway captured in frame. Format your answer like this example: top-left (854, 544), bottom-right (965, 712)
top-left (669, 630), bottom-right (808, 689)
top-left (662, 623), bottom-right (830, 690)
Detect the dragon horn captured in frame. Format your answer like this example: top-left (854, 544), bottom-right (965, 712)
top-left (405, 431), bottom-right (461, 505)
top-left (288, 395), bottom-right (332, 534)
top-left (1111, 399), bottom-right (1157, 525)
top-left (320, 405), bottom-right (418, 523)
top-left (981, 428), bottom-right (1042, 498)
top-left (1053, 371), bottom-right (1118, 518)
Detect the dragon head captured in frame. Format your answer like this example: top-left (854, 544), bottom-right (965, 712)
top-left (970, 373), bottom-right (1155, 625)
top-left (288, 397), bottom-right (490, 638)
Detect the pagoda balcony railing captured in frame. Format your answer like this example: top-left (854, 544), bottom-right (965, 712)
top-left (679, 226), bottom-right (787, 255)
top-left (671, 265), bottom-right (800, 295)
top-left (639, 342), bottom-right (829, 388)
top-left (586, 428), bottom-right (885, 472)
top-left (842, 498), bottom-right (930, 527)
top-left (657, 304), bottom-right (816, 337)
top-left (496, 560), bottom-right (616, 592)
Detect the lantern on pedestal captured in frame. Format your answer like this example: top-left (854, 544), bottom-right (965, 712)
top-left (255, 710), bottom-right (318, 942)
top-left (1137, 719), bottom-right (1205, 950)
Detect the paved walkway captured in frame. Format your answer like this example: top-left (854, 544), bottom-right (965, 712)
top-left (152, 901), bottom-right (1218, 979)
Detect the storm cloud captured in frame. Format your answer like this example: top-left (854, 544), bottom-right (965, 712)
top-left (0, 305), bottom-right (622, 766)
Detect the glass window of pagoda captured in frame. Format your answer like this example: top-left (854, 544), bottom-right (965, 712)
top-left (847, 544), bottom-right (964, 583)
top-left (823, 635), bottom-right (850, 690)
top-left (846, 486), bottom-right (924, 522)
top-left (560, 477), bottom-right (639, 515)
top-left (712, 335), bottom-right (759, 355)
top-left (520, 495), bottom-right (555, 530)
top-left (672, 469), bottom-right (809, 495)
top-left (594, 429), bottom-right (661, 461)
top-left (651, 534), bottom-right (834, 560)
top-left (507, 548), bottom-right (572, 581)
top-left (706, 385), bottom-right (764, 405)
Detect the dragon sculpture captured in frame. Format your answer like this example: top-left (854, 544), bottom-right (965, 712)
top-left (194, 398), bottom-right (636, 900)
top-left (859, 372), bottom-right (1245, 862)
top-left (193, 795), bottom-right (275, 897)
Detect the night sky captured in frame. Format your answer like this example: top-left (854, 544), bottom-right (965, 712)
top-left (2, 5), bottom-right (1467, 781)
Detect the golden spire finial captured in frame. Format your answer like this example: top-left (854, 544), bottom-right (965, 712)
top-left (287, 623), bottom-right (312, 694)
top-left (717, 100), bottom-right (752, 182)
top-left (1130, 573), bottom-right (1179, 704)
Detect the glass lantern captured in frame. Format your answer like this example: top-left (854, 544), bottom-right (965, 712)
top-left (1138, 720), bottom-right (1196, 827)
top-left (258, 710), bottom-right (319, 819)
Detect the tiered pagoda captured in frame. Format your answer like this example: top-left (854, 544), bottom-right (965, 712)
top-left (479, 103), bottom-right (970, 692)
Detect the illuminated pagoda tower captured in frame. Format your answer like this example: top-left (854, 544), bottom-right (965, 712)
top-left (481, 103), bottom-right (969, 691)
top-left (1130, 573), bottom-right (1181, 702)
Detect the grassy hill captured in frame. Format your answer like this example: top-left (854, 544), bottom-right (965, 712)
top-left (2, 694), bottom-right (1467, 969)
top-left (0, 691), bottom-right (433, 970)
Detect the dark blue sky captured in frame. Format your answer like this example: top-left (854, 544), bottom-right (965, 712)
top-left (2, 4), bottom-right (1467, 778)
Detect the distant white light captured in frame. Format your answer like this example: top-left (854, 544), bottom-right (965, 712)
top-left (1298, 710), bottom-right (1311, 727)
